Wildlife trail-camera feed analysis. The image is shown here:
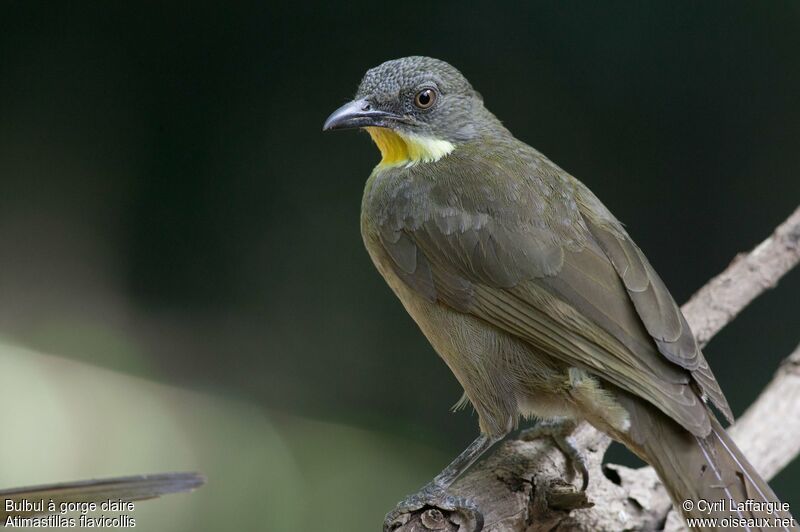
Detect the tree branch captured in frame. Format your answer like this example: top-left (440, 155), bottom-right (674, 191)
top-left (684, 206), bottom-right (800, 348)
top-left (395, 206), bottom-right (800, 532)
top-left (730, 343), bottom-right (800, 481)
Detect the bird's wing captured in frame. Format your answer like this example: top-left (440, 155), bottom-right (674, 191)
top-left (572, 180), bottom-right (732, 422)
top-left (376, 162), bottom-right (730, 436)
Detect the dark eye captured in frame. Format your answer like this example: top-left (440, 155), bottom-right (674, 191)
top-left (414, 88), bottom-right (436, 109)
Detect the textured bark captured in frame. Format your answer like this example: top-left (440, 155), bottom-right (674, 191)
top-left (393, 206), bottom-right (800, 532)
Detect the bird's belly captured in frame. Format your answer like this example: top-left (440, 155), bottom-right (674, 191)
top-left (364, 235), bottom-right (574, 435)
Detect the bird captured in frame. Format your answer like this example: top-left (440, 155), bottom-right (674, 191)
top-left (323, 56), bottom-right (796, 532)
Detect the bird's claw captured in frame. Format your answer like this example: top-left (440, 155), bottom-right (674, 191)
top-left (383, 483), bottom-right (483, 532)
top-left (519, 419), bottom-right (589, 491)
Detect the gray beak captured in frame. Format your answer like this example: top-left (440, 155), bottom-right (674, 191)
top-left (323, 99), bottom-right (400, 131)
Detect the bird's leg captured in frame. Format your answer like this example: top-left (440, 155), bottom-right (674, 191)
top-left (383, 434), bottom-right (501, 532)
top-left (518, 418), bottom-right (589, 491)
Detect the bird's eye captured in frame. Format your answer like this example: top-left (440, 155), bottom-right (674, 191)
top-left (414, 89), bottom-right (436, 109)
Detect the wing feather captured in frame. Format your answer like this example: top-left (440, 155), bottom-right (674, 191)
top-left (576, 183), bottom-right (733, 422)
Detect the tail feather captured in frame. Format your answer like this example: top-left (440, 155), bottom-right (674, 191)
top-left (0, 472), bottom-right (205, 522)
top-left (619, 396), bottom-right (796, 531)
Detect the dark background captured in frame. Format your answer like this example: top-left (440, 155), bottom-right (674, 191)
top-left (1, 2), bottom-right (798, 529)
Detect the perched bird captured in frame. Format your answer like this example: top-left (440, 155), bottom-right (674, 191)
top-left (324, 56), bottom-right (795, 532)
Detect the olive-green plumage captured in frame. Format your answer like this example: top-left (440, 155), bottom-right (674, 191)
top-left (325, 56), bottom-right (795, 531)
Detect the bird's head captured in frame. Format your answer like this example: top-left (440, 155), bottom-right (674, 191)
top-left (323, 56), bottom-right (498, 168)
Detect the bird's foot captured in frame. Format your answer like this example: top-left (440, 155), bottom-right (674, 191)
top-left (383, 482), bottom-right (483, 532)
top-left (519, 419), bottom-right (589, 491)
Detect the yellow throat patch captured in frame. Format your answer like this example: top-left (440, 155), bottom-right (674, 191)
top-left (365, 127), bottom-right (455, 168)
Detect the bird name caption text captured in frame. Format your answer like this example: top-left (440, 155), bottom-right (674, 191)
top-left (4, 498), bottom-right (136, 528)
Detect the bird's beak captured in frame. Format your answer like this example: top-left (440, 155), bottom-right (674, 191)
top-left (322, 99), bottom-right (400, 131)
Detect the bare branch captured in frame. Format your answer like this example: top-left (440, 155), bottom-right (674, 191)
top-left (730, 343), bottom-right (800, 480)
top-left (683, 206), bottom-right (800, 347)
top-left (394, 206), bottom-right (800, 532)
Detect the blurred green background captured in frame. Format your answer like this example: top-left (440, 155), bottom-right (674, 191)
top-left (1, 1), bottom-right (799, 530)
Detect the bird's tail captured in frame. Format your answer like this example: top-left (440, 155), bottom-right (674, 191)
top-left (0, 472), bottom-right (204, 524)
top-left (620, 399), bottom-right (796, 531)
